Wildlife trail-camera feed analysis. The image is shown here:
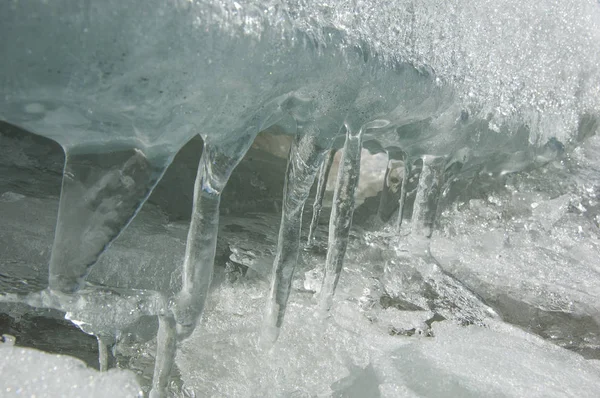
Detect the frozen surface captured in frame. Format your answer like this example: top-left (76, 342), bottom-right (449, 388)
top-left (175, 262), bottom-right (600, 397)
top-left (1, 0), bottom-right (600, 396)
top-left (390, 321), bottom-right (600, 397)
top-left (430, 135), bottom-right (600, 358)
top-left (0, 336), bottom-right (142, 397)
top-left (2, 0), bottom-right (599, 152)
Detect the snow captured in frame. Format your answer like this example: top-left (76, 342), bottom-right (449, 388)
top-left (0, 337), bottom-right (142, 398)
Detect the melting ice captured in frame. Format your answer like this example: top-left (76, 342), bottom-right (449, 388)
top-left (1, 0), bottom-right (600, 397)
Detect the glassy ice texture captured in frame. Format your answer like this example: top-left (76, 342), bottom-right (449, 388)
top-left (318, 126), bottom-right (365, 315)
top-left (307, 149), bottom-right (336, 244)
top-left (377, 156), bottom-right (405, 223)
top-left (174, 133), bottom-right (258, 339)
top-left (49, 148), bottom-right (170, 293)
top-left (396, 158), bottom-right (411, 229)
top-left (97, 336), bottom-right (110, 372)
top-left (262, 125), bottom-right (334, 345)
top-left (150, 315), bottom-right (177, 398)
top-left (409, 156), bottom-right (444, 238)
top-left (1, 0), bottom-right (600, 396)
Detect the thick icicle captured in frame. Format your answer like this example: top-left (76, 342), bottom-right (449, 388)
top-left (410, 155), bottom-right (444, 238)
top-left (262, 125), bottom-right (333, 346)
top-left (149, 315), bottom-right (177, 398)
top-left (48, 147), bottom-right (169, 293)
top-left (318, 126), bottom-right (364, 315)
top-left (174, 133), bottom-right (256, 340)
top-left (307, 149), bottom-right (335, 244)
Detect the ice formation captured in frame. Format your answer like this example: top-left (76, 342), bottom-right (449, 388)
top-left (1, 0), bottom-right (600, 396)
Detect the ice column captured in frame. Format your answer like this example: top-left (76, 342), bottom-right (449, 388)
top-left (49, 147), bottom-right (170, 293)
top-left (410, 155), bottom-right (444, 238)
top-left (318, 125), bottom-right (364, 315)
top-left (174, 132), bottom-right (256, 340)
top-left (307, 149), bottom-right (336, 244)
top-left (262, 125), bottom-right (333, 346)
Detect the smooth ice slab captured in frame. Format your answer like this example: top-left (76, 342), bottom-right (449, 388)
top-left (387, 321), bottom-right (600, 397)
top-left (429, 140), bottom-right (600, 357)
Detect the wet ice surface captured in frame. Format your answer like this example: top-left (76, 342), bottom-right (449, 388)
top-left (2, 125), bottom-right (600, 396)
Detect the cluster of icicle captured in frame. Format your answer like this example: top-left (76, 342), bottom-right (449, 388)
top-left (2, 1), bottom-right (600, 397)
top-left (3, 75), bottom-right (456, 398)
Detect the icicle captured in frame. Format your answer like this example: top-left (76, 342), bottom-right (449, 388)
top-left (174, 132), bottom-right (256, 340)
top-left (377, 158), bottom-right (394, 222)
top-left (377, 153), bottom-right (405, 223)
top-left (318, 125), bottom-right (364, 315)
top-left (49, 147), bottom-right (170, 293)
top-left (97, 335), bottom-right (109, 372)
top-left (395, 158), bottom-right (411, 230)
top-left (261, 124), bottom-right (333, 346)
top-left (149, 315), bottom-right (177, 398)
top-left (307, 149), bottom-right (335, 244)
top-left (410, 155), bottom-right (444, 238)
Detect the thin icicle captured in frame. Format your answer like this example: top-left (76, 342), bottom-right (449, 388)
top-left (262, 125), bottom-right (332, 347)
top-left (97, 336), bottom-right (109, 372)
top-left (49, 148), bottom-right (170, 293)
top-left (149, 315), bottom-right (177, 398)
top-left (377, 158), bottom-right (395, 222)
top-left (410, 155), bottom-right (444, 238)
top-left (377, 156), bottom-right (405, 223)
top-left (307, 149), bottom-right (335, 244)
top-left (318, 125), bottom-right (364, 315)
top-left (174, 133), bottom-right (256, 340)
top-left (396, 159), bottom-right (411, 230)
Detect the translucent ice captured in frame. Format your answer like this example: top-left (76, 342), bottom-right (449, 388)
top-left (175, 133), bottom-right (258, 339)
top-left (307, 149), bottom-right (336, 244)
top-left (263, 125), bottom-right (336, 345)
top-left (319, 125), bottom-right (366, 314)
top-left (1, 0), bottom-right (600, 395)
